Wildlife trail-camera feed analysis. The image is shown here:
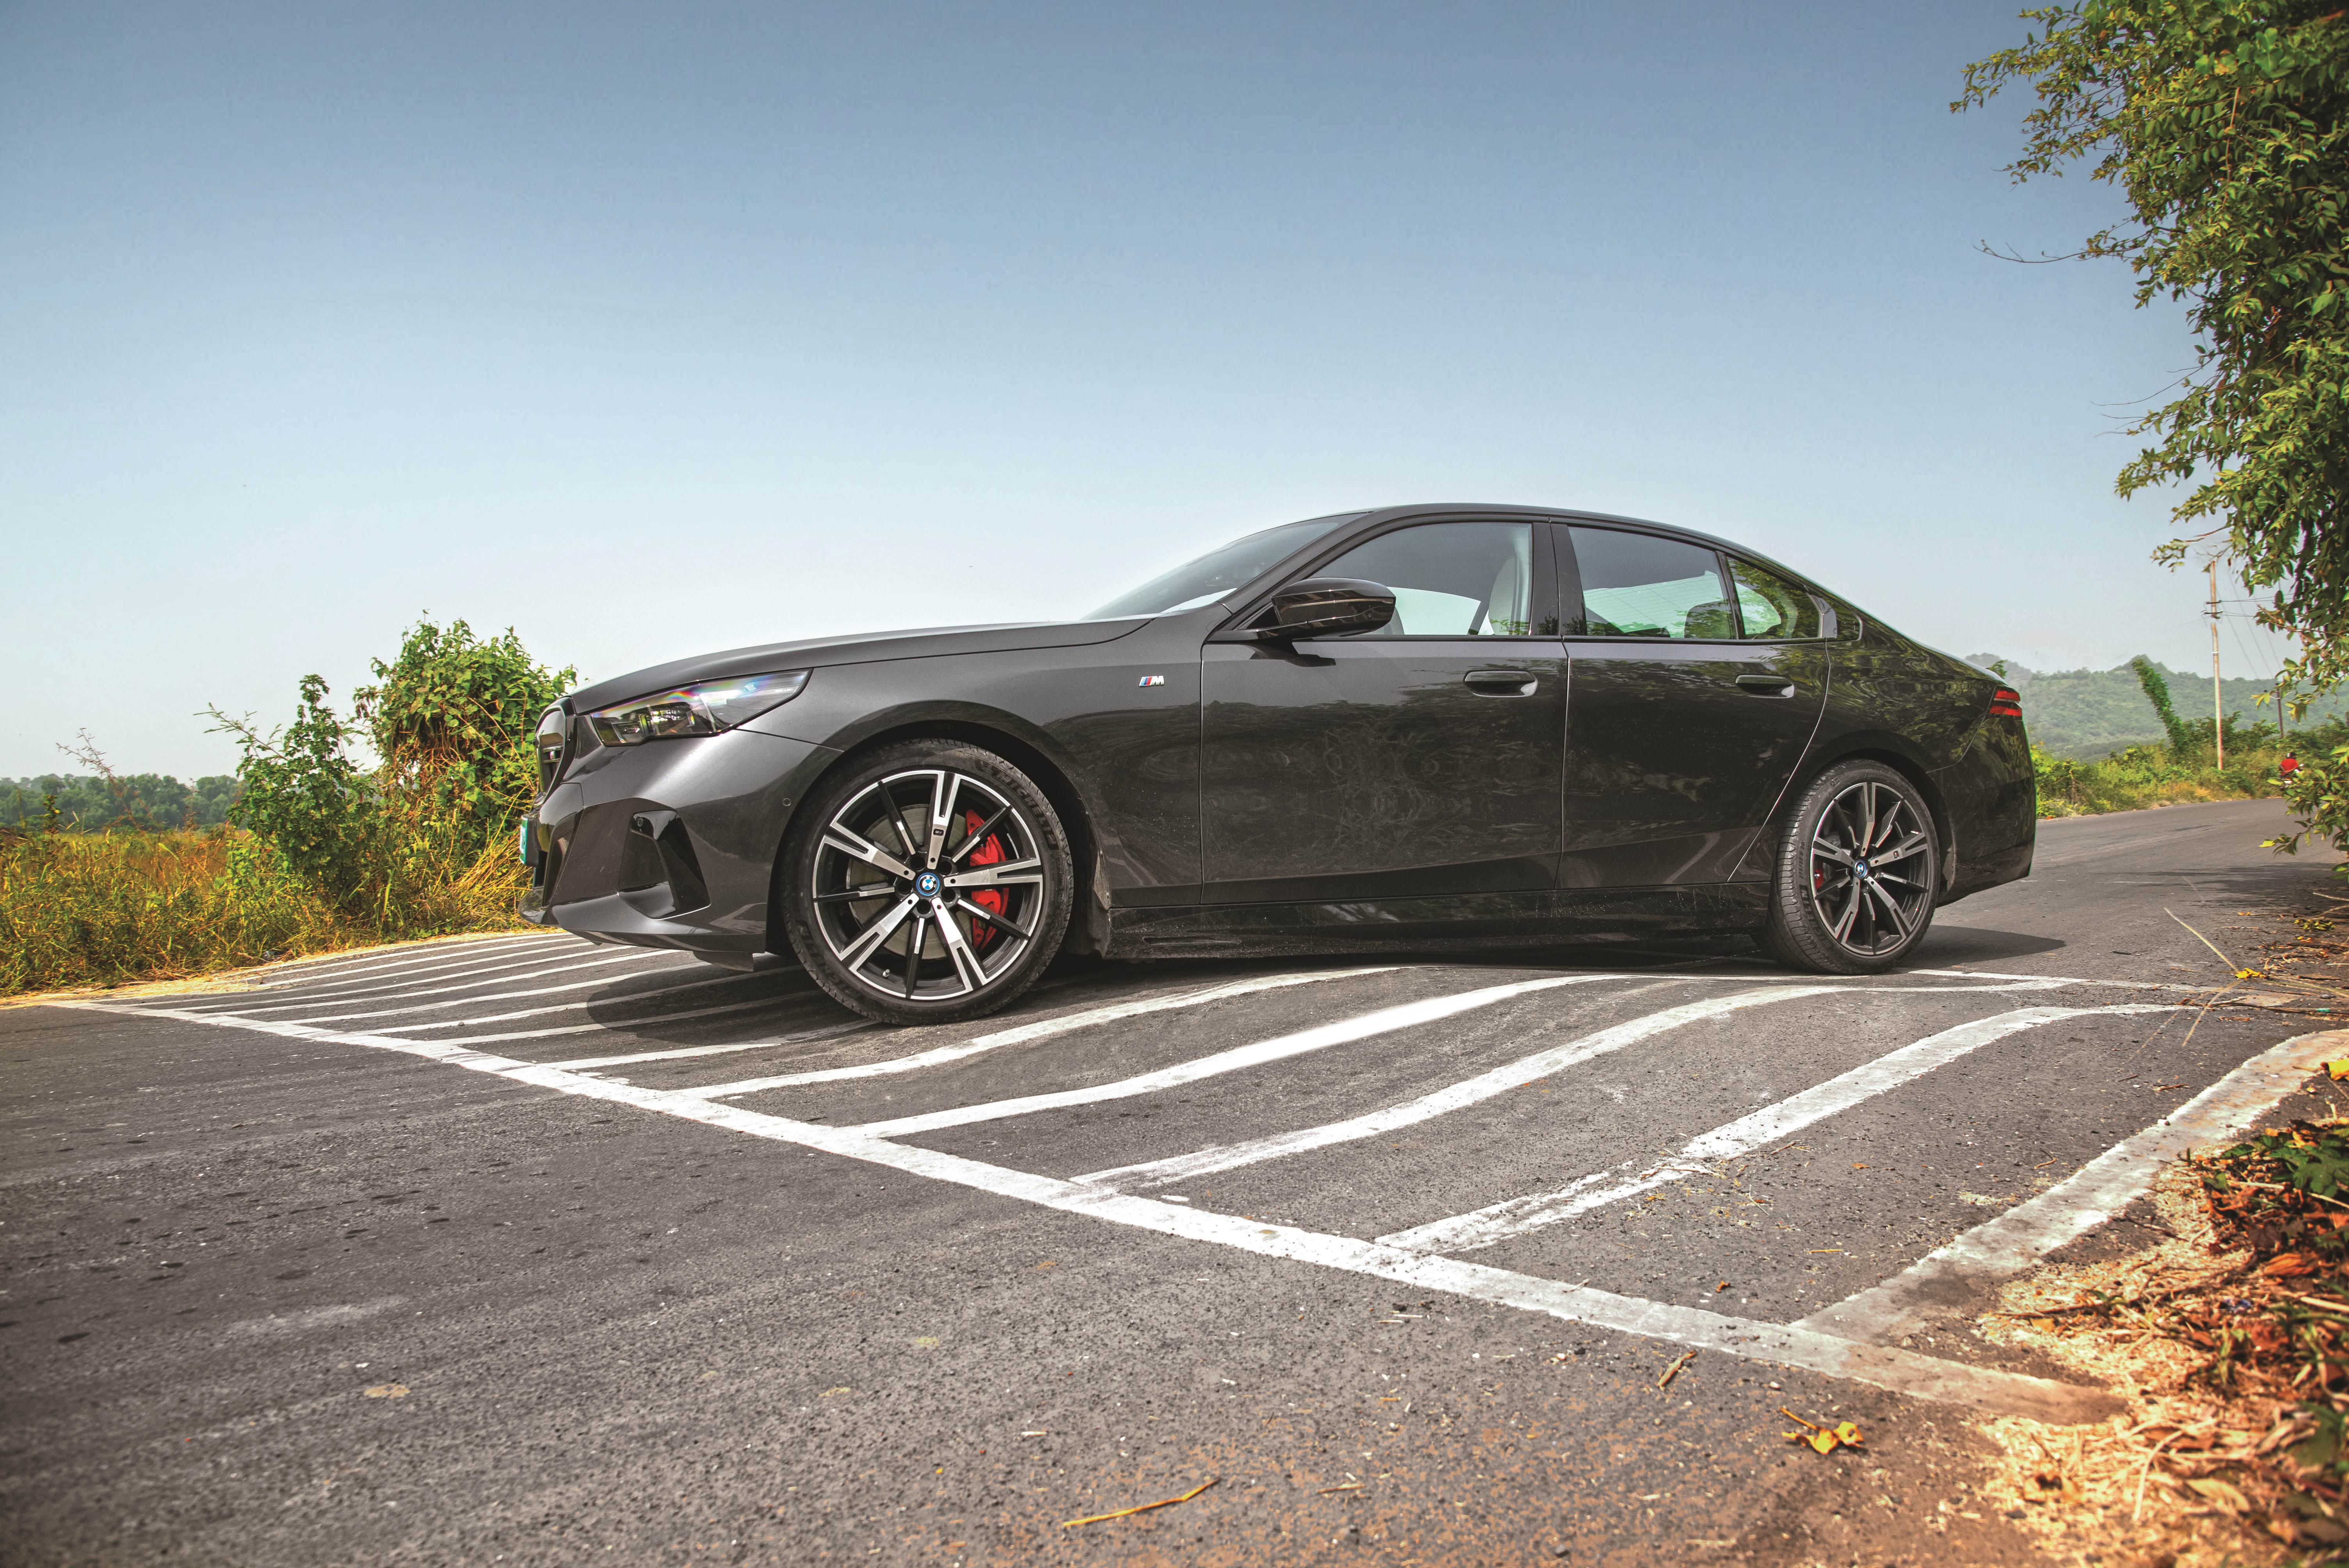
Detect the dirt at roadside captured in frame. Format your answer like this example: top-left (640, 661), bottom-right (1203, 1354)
top-left (1970, 1105), bottom-right (2349, 1568)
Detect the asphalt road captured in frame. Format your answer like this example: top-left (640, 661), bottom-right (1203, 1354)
top-left (5, 798), bottom-right (2344, 1568)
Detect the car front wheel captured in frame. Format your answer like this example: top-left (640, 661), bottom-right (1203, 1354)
top-left (781, 740), bottom-right (1074, 1025)
top-left (1761, 760), bottom-right (1940, 974)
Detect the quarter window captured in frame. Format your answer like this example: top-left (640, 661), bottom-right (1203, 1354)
top-left (1565, 527), bottom-right (1734, 639)
top-left (1729, 559), bottom-right (1823, 640)
top-left (1314, 522), bottom-right (1535, 636)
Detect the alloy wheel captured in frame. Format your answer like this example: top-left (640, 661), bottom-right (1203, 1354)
top-left (809, 768), bottom-right (1050, 1002)
top-left (1805, 780), bottom-right (1932, 958)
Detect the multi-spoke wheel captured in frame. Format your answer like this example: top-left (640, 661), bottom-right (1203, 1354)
top-left (781, 741), bottom-right (1073, 1025)
top-left (1761, 760), bottom-right (1940, 974)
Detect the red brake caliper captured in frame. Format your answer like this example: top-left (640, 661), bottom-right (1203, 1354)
top-left (962, 809), bottom-right (1007, 948)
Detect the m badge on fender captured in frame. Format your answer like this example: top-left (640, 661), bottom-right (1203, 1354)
top-left (1138, 675), bottom-right (1166, 687)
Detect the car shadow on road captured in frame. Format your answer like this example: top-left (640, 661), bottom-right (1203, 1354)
top-left (1914, 925), bottom-right (2067, 963)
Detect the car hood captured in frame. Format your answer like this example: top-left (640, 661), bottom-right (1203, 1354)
top-left (565, 618), bottom-right (1149, 713)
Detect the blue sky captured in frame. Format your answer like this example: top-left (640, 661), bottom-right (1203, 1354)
top-left (0, 2), bottom-right (2293, 777)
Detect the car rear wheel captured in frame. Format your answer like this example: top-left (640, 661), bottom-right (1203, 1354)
top-left (1760, 760), bottom-right (1939, 974)
top-left (781, 740), bottom-right (1073, 1025)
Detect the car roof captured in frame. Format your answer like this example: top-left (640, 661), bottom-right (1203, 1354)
top-left (1332, 504), bottom-right (1833, 600)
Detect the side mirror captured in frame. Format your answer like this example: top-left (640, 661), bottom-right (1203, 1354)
top-left (1256, 577), bottom-right (1396, 640)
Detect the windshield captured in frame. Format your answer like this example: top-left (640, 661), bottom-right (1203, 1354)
top-left (1081, 513), bottom-right (1365, 620)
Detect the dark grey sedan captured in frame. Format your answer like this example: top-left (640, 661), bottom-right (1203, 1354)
top-left (522, 505), bottom-right (2034, 1024)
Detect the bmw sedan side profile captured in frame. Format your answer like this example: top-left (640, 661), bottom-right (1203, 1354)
top-left (522, 505), bottom-right (2035, 1025)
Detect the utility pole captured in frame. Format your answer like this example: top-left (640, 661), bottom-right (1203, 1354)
top-left (2208, 559), bottom-right (2224, 768)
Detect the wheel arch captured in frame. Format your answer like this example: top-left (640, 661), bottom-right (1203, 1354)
top-left (1777, 735), bottom-right (1957, 899)
top-left (765, 707), bottom-right (1107, 955)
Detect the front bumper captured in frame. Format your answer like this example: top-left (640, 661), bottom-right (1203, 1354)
top-left (523, 725), bottom-right (841, 955)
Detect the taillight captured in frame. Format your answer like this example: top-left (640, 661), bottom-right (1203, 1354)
top-left (1989, 686), bottom-right (2023, 718)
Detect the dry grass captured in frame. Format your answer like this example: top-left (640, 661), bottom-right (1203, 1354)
top-left (0, 824), bottom-right (532, 996)
top-left (1974, 1143), bottom-right (2349, 1567)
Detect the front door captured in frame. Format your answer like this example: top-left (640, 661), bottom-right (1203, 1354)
top-left (1200, 520), bottom-right (1568, 904)
top-left (1555, 524), bottom-right (1829, 887)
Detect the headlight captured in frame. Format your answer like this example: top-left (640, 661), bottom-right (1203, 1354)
top-left (585, 670), bottom-right (810, 747)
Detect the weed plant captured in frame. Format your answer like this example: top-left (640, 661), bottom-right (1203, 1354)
top-left (2032, 713), bottom-right (2346, 820)
top-left (1, 618), bottom-right (569, 997)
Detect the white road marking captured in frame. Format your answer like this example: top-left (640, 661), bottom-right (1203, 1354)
top-left (416, 994), bottom-right (817, 1048)
top-left (1800, 1026), bottom-right (2343, 1345)
top-left (237, 934), bottom-right (559, 985)
top-left (548, 1018), bottom-right (880, 1071)
top-left (1909, 968), bottom-right (2191, 991)
top-left (687, 968), bottom-right (1397, 1098)
top-left (377, 970), bottom-right (777, 1030)
top-left (1078, 984), bottom-right (1840, 1192)
top-left (58, 996), bottom-right (2114, 1420)
top-left (843, 975), bottom-right (1626, 1139)
top-left (222, 950), bottom-right (670, 1014)
top-left (274, 957), bottom-right (700, 1021)
top-left (1377, 1003), bottom-right (2180, 1254)
top-left (209, 938), bottom-right (609, 1001)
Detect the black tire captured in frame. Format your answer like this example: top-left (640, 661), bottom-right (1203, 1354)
top-left (1760, 760), bottom-right (1940, 975)
top-left (780, 740), bottom-right (1074, 1026)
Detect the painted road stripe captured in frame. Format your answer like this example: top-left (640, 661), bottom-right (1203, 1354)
top-left (207, 938), bottom-right (610, 1001)
top-left (214, 949), bottom-right (667, 1014)
top-left (1078, 985), bottom-right (1839, 1192)
top-left (237, 934), bottom-right (559, 985)
top-left (378, 970), bottom-right (779, 1031)
top-left (1910, 968), bottom-right (2192, 991)
top-left (688, 968), bottom-right (1397, 1098)
top-left (1801, 1026), bottom-right (2344, 1345)
top-left (843, 975), bottom-right (1625, 1139)
top-left (547, 1018), bottom-right (881, 1071)
top-left (417, 994), bottom-right (817, 1049)
top-left (58, 996), bottom-right (2114, 1420)
top-left (271, 957), bottom-right (698, 1021)
top-left (1377, 1003), bottom-right (2178, 1254)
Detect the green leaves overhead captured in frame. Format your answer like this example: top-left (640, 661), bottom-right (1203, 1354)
top-left (1959, 4), bottom-right (2349, 694)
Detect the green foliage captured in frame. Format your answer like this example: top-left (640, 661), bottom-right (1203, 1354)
top-left (1960, 2), bottom-right (2349, 696)
top-left (0, 617), bottom-right (581, 996)
top-left (0, 773), bottom-right (238, 832)
top-left (207, 674), bottom-right (375, 903)
top-left (2132, 654), bottom-right (2197, 751)
top-left (2029, 722), bottom-right (2321, 814)
top-left (354, 620), bottom-right (573, 861)
top-left (2213, 1123), bottom-right (2349, 1202)
top-left (2269, 732), bottom-right (2349, 879)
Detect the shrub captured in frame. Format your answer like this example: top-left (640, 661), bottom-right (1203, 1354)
top-left (1, 618), bottom-right (576, 996)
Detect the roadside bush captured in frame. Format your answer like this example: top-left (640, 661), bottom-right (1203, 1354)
top-left (1, 618), bottom-right (574, 997)
top-left (2031, 737), bottom-right (2290, 818)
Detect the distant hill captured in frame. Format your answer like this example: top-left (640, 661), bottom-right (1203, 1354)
top-left (1960, 656), bottom-right (2348, 760)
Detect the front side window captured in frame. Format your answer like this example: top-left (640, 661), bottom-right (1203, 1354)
top-left (1566, 527), bottom-right (1734, 639)
top-left (1314, 522), bottom-right (1534, 636)
top-left (1729, 559), bottom-right (1823, 640)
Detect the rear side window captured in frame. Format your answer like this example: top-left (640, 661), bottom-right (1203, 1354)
top-left (1564, 527), bottom-right (1735, 639)
top-left (1729, 559), bottom-right (1823, 640)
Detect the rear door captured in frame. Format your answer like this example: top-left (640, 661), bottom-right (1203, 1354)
top-left (1555, 525), bottom-right (1829, 887)
top-left (1199, 519), bottom-right (1567, 903)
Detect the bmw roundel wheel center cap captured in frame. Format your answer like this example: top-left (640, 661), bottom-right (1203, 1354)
top-left (914, 871), bottom-right (941, 898)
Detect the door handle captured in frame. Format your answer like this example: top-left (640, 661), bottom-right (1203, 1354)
top-left (1735, 673), bottom-right (1796, 696)
top-left (1464, 668), bottom-right (1537, 697)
